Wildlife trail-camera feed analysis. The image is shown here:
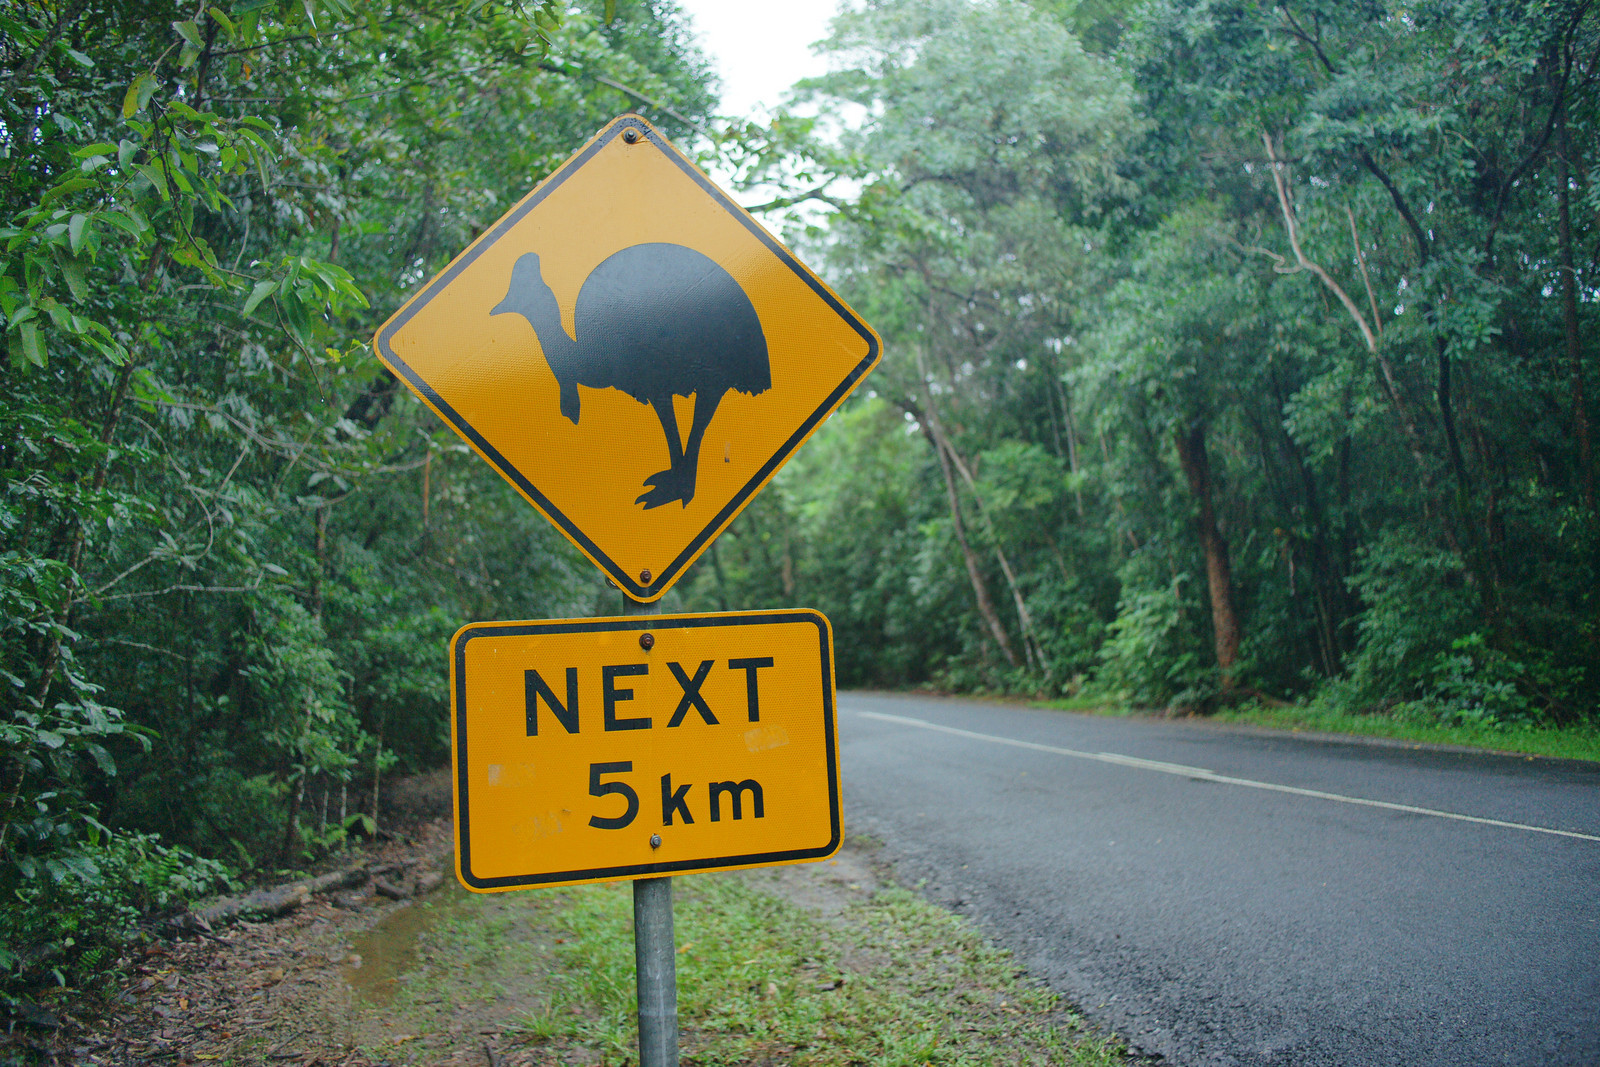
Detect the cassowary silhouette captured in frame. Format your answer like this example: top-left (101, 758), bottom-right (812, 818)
top-left (491, 243), bottom-right (771, 509)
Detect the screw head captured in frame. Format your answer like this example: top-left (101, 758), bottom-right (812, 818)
top-left (650, 834), bottom-right (662, 849)
top-left (622, 127), bottom-right (641, 144)
top-left (639, 632), bottom-right (655, 651)
top-left (639, 569), bottom-right (652, 584)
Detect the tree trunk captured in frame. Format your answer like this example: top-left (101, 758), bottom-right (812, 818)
top-left (1558, 116), bottom-right (1595, 511)
top-left (1173, 422), bottom-right (1241, 689)
top-left (371, 718), bottom-right (385, 837)
top-left (910, 347), bottom-right (1048, 676)
top-left (920, 420), bottom-right (1018, 669)
top-left (928, 424), bottom-right (1050, 675)
top-left (281, 503), bottom-right (330, 863)
top-left (279, 771), bottom-right (305, 863)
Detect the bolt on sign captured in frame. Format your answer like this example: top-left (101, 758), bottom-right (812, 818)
top-left (450, 610), bottom-right (841, 890)
top-left (372, 114), bottom-right (881, 602)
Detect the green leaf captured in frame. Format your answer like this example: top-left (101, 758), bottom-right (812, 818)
top-left (135, 163), bottom-right (170, 200)
top-left (278, 287), bottom-right (312, 343)
top-left (59, 256), bottom-right (89, 302)
top-left (18, 321), bottom-right (45, 367)
top-left (173, 20), bottom-right (203, 47)
top-left (71, 143), bottom-right (118, 159)
top-left (208, 6), bottom-right (237, 38)
top-left (168, 163), bottom-right (195, 195)
top-left (241, 279), bottom-right (277, 317)
top-left (123, 72), bottom-right (157, 119)
top-left (40, 176), bottom-right (96, 206)
top-left (68, 214), bottom-right (88, 255)
top-left (99, 210), bottom-right (143, 237)
top-left (172, 236), bottom-right (219, 275)
top-left (118, 138), bottom-right (138, 170)
top-left (84, 743), bottom-right (117, 776)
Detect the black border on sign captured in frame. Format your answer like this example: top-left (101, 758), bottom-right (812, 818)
top-left (450, 610), bottom-right (840, 889)
top-left (374, 117), bottom-right (880, 602)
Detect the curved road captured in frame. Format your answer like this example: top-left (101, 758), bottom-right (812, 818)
top-left (838, 691), bottom-right (1600, 1066)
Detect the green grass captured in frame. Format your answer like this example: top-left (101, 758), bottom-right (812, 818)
top-left (1206, 702), bottom-right (1600, 761)
top-left (1035, 697), bottom-right (1600, 762)
top-left (531, 874), bottom-right (1124, 1065)
top-left (365, 865), bottom-right (1127, 1066)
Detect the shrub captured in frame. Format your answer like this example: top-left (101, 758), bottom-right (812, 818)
top-left (1093, 576), bottom-right (1211, 707)
top-left (1343, 532), bottom-right (1477, 703)
top-left (1426, 633), bottom-right (1588, 727)
top-left (0, 830), bottom-right (233, 994)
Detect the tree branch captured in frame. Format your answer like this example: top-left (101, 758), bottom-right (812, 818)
top-left (740, 183), bottom-right (850, 213)
top-left (1346, 203), bottom-right (1383, 341)
top-left (1263, 134), bottom-right (1380, 353)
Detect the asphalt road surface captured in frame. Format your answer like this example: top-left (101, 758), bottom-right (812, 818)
top-left (837, 691), bottom-right (1600, 1067)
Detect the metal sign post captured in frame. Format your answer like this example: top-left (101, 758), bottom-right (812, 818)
top-left (633, 874), bottom-right (677, 1067)
top-left (623, 593), bottom-right (678, 1067)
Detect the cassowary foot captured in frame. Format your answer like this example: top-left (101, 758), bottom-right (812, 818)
top-left (635, 466), bottom-right (696, 510)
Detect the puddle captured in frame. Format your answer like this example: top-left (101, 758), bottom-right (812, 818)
top-left (342, 873), bottom-right (472, 1007)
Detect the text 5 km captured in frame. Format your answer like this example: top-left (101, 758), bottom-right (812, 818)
top-left (586, 762), bottom-right (764, 830)
top-left (524, 657), bottom-right (776, 734)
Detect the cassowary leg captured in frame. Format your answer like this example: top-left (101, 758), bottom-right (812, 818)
top-left (637, 391), bottom-right (723, 509)
top-left (676, 389), bottom-right (723, 502)
top-left (637, 394), bottom-right (691, 509)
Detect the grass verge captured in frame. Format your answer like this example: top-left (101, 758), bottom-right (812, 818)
top-left (1204, 702), bottom-right (1600, 762)
top-left (1035, 697), bottom-right (1600, 763)
top-left (357, 855), bottom-right (1127, 1066)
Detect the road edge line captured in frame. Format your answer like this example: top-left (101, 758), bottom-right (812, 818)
top-left (855, 710), bottom-right (1600, 843)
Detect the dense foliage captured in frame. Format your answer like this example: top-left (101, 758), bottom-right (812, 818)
top-left (0, 0), bottom-right (712, 994)
top-left (682, 0), bottom-right (1600, 726)
top-left (3, 0), bottom-right (1596, 1009)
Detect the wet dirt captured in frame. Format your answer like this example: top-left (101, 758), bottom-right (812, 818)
top-left (16, 794), bottom-right (465, 1066)
top-left (342, 878), bottom-right (474, 1008)
top-left (23, 794), bottom-right (891, 1067)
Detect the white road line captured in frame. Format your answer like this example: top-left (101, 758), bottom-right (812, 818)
top-left (854, 710), bottom-right (1600, 843)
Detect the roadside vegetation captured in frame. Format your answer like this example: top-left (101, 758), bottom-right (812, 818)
top-left (38, 828), bottom-right (1126, 1065)
top-left (1204, 702), bottom-right (1600, 764)
top-left (4, 0), bottom-right (1598, 1035)
top-left (385, 868), bottom-right (1128, 1066)
top-left (1041, 696), bottom-right (1600, 763)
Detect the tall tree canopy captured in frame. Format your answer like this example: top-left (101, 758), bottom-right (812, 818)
top-left (685, 0), bottom-right (1599, 725)
top-left (1, 0), bottom-right (714, 986)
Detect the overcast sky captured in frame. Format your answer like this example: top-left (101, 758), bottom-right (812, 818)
top-left (672, 0), bottom-right (844, 118)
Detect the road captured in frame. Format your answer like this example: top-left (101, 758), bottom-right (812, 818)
top-left (837, 691), bottom-right (1600, 1067)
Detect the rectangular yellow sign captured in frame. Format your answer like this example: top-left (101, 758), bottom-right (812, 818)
top-left (450, 610), bottom-right (841, 890)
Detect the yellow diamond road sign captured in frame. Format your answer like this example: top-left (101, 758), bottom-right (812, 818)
top-left (374, 115), bottom-right (880, 601)
top-left (450, 610), bottom-right (840, 890)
